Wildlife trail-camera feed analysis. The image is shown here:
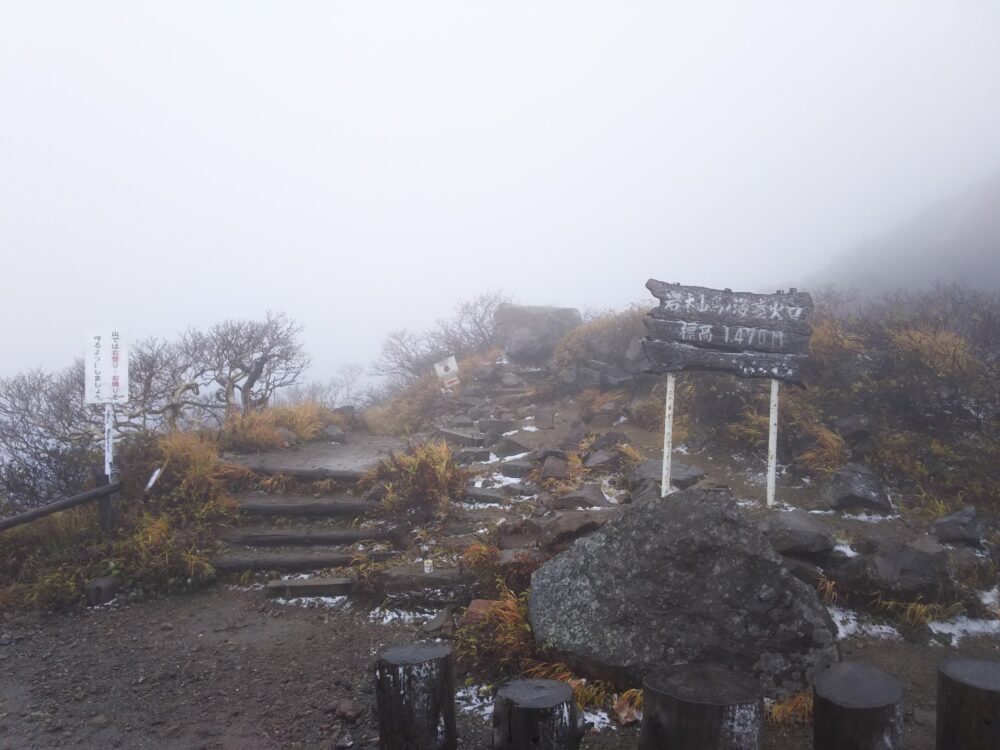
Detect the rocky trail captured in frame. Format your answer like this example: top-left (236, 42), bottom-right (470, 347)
top-left (3, 343), bottom-right (1000, 748)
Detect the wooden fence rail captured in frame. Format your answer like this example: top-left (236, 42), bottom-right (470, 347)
top-left (0, 480), bottom-right (123, 534)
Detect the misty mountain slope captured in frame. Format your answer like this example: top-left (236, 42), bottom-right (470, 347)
top-left (813, 172), bottom-right (1000, 294)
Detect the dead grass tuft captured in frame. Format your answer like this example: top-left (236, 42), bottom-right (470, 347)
top-left (358, 441), bottom-right (465, 518)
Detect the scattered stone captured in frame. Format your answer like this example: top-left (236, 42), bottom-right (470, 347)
top-left (763, 510), bottom-right (836, 562)
top-left (820, 463), bottom-right (892, 513)
top-left (461, 599), bottom-right (503, 627)
top-left (89, 715), bottom-right (111, 728)
top-left (529, 491), bottom-right (837, 693)
top-left (465, 487), bottom-right (509, 504)
top-left (449, 415), bottom-right (475, 428)
top-left (629, 459), bottom-right (705, 491)
top-left (334, 698), bottom-right (364, 724)
top-left (623, 337), bottom-right (651, 373)
top-left (324, 425), bottom-right (347, 443)
top-left (834, 414), bottom-right (872, 443)
top-left (555, 483), bottom-right (610, 509)
top-left (422, 607), bottom-right (456, 635)
top-left (583, 450), bottom-right (617, 470)
top-left (501, 372), bottom-right (523, 388)
top-left (931, 506), bottom-right (984, 547)
top-left (540, 456), bottom-right (569, 481)
top-left (159, 622), bottom-right (174, 632)
top-left (533, 407), bottom-right (556, 429)
top-left (591, 431), bottom-right (629, 451)
top-left (497, 549), bottom-right (547, 568)
top-left (493, 436), bottom-right (531, 458)
top-left (477, 418), bottom-right (518, 434)
top-left (437, 428), bottom-right (484, 448)
top-left (494, 304), bottom-right (582, 364)
top-left (498, 461), bottom-right (534, 479)
top-left (84, 577), bottom-right (120, 607)
top-left (539, 511), bottom-right (613, 550)
top-left (455, 447), bottom-right (491, 464)
top-left (873, 540), bottom-right (950, 599)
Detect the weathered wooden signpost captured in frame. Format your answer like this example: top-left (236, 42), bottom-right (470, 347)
top-left (642, 280), bottom-right (813, 506)
top-left (85, 331), bottom-right (129, 480)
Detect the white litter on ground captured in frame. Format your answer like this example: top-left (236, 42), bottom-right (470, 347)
top-left (455, 685), bottom-right (494, 719)
top-left (827, 606), bottom-right (900, 640)
top-left (929, 616), bottom-right (1000, 644)
top-left (833, 543), bottom-right (860, 558)
top-left (274, 595), bottom-right (348, 610)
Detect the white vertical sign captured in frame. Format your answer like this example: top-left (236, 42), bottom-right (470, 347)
top-left (86, 331), bottom-right (128, 478)
top-left (85, 331), bottom-right (129, 405)
top-left (434, 355), bottom-right (460, 389)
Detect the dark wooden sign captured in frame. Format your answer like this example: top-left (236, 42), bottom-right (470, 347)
top-left (643, 279), bottom-right (814, 383)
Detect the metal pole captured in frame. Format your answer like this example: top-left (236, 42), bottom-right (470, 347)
top-left (661, 373), bottom-right (676, 498)
top-left (104, 403), bottom-right (114, 479)
top-left (766, 378), bottom-right (779, 507)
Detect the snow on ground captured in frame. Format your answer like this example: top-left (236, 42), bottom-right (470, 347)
top-left (274, 596), bottom-right (348, 610)
top-left (455, 685), bottom-right (494, 719)
top-left (368, 607), bottom-right (434, 625)
top-left (833, 543), bottom-right (860, 558)
top-left (584, 709), bottom-right (616, 732)
top-left (841, 512), bottom-right (901, 523)
top-left (521, 425), bottom-right (539, 432)
top-left (929, 616), bottom-right (1000, 644)
top-left (827, 606), bottom-right (900, 640)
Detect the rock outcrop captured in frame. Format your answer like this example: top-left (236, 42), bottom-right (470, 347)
top-left (494, 304), bottom-right (582, 364)
top-left (529, 491), bottom-right (837, 694)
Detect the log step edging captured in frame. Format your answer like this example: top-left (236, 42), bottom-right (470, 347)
top-left (265, 577), bottom-right (354, 598)
top-left (812, 661), bottom-right (903, 750)
top-left (211, 549), bottom-right (395, 573)
top-left (375, 642), bottom-right (457, 750)
top-left (936, 656), bottom-right (1000, 750)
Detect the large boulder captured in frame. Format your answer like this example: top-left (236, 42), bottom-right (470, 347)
top-left (763, 510), bottom-right (836, 562)
top-left (820, 463), bottom-right (893, 513)
top-left (529, 491), bottom-right (837, 694)
top-left (931, 506), bottom-right (985, 547)
top-left (494, 304), bottom-right (582, 364)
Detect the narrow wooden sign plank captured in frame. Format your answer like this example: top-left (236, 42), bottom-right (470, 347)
top-left (642, 340), bottom-right (807, 383)
top-left (644, 318), bottom-right (811, 356)
top-left (646, 279), bottom-right (814, 336)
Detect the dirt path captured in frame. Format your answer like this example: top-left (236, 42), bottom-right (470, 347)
top-left (2, 583), bottom-right (997, 749)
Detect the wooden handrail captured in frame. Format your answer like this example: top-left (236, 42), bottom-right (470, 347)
top-left (0, 482), bottom-right (123, 533)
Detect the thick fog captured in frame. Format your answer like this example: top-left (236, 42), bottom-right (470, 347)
top-left (2, 2), bottom-right (1000, 379)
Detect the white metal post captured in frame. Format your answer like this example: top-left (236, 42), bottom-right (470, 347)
top-left (104, 404), bottom-right (114, 479)
top-left (766, 378), bottom-right (779, 507)
top-left (661, 373), bottom-right (676, 497)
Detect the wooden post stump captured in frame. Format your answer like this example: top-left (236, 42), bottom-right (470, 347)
top-left (936, 656), bottom-right (1000, 750)
top-left (639, 664), bottom-right (763, 750)
top-left (374, 642), bottom-right (456, 750)
top-left (812, 661), bottom-right (902, 750)
top-left (492, 678), bottom-right (584, 749)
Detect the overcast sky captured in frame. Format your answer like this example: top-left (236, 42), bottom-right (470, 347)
top-left (3, 2), bottom-right (1000, 379)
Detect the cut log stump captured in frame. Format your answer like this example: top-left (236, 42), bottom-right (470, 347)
top-left (936, 657), bottom-right (1000, 750)
top-left (639, 664), bottom-right (763, 750)
top-left (374, 642), bottom-right (456, 750)
top-left (812, 661), bottom-right (902, 750)
top-left (491, 678), bottom-right (584, 749)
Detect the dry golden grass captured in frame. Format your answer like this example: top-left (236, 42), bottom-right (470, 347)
top-left (454, 581), bottom-right (535, 674)
top-left (218, 402), bottom-right (340, 453)
top-left (358, 441), bottom-right (465, 517)
top-left (364, 375), bottom-right (445, 436)
top-left (870, 593), bottom-right (965, 627)
top-left (523, 660), bottom-right (614, 708)
top-left (809, 317), bottom-right (865, 364)
top-left (889, 327), bottom-right (976, 380)
top-left (767, 691), bottom-right (813, 727)
top-left (576, 389), bottom-right (628, 422)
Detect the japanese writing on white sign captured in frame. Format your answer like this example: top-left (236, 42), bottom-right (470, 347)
top-left (85, 331), bottom-right (129, 405)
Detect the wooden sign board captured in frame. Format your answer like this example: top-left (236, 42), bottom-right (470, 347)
top-left (642, 280), bottom-right (814, 383)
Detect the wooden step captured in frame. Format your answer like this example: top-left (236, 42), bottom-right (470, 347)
top-left (376, 564), bottom-right (474, 606)
top-left (223, 526), bottom-right (398, 547)
top-left (234, 495), bottom-right (377, 518)
top-left (211, 549), bottom-right (395, 573)
top-left (266, 577), bottom-right (354, 598)
top-left (247, 465), bottom-right (367, 482)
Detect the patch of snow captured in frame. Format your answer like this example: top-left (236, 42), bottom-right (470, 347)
top-left (455, 685), bottom-right (494, 720)
top-left (228, 584), bottom-right (265, 592)
top-left (274, 596), bottom-right (348, 610)
top-left (458, 501), bottom-right (503, 510)
top-left (808, 509), bottom-right (835, 515)
top-left (615, 416), bottom-right (628, 424)
top-left (368, 607), bottom-right (433, 625)
top-left (841, 512), bottom-right (901, 523)
top-left (584, 709), bottom-right (616, 732)
top-left (502, 452), bottom-right (531, 462)
top-left (485, 473), bottom-right (524, 487)
top-left (833, 543), bottom-right (860, 558)
top-left (482, 453), bottom-right (501, 464)
top-left (930, 617), bottom-right (1000, 644)
top-left (280, 573), bottom-right (314, 580)
top-left (827, 606), bottom-right (900, 640)
top-left (502, 430), bottom-right (519, 437)
top-left (521, 425), bottom-right (539, 432)
top-left (675, 445), bottom-right (690, 455)
top-left (980, 587), bottom-right (999, 610)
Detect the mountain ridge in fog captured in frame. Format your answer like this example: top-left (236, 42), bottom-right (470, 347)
top-left (809, 171), bottom-right (1000, 295)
